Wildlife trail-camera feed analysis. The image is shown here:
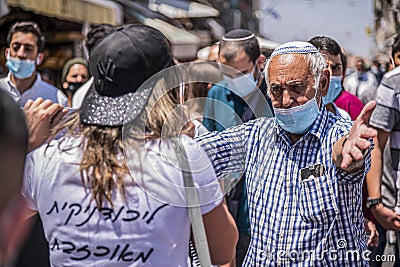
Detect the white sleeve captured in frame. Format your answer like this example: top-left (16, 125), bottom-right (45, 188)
top-left (22, 153), bottom-right (38, 211)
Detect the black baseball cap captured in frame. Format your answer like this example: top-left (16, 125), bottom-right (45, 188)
top-left (80, 24), bottom-right (174, 126)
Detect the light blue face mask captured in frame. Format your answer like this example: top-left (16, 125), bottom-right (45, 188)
top-left (223, 66), bottom-right (257, 97)
top-left (6, 55), bottom-right (36, 79)
top-left (322, 75), bottom-right (342, 104)
top-left (274, 89), bottom-right (320, 134)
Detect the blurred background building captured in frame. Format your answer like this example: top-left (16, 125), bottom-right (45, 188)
top-left (374, 0), bottom-right (400, 61)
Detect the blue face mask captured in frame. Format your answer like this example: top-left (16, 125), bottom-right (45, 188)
top-left (274, 91), bottom-right (320, 134)
top-left (224, 66), bottom-right (257, 97)
top-left (6, 54), bottom-right (36, 79)
top-left (322, 75), bottom-right (342, 104)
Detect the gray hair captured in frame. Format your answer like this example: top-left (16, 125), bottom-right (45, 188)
top-left (265, 52), bottom-right (326, 91)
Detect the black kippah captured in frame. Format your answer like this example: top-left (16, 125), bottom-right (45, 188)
top-left (222, 29), bottom-right (255, 41)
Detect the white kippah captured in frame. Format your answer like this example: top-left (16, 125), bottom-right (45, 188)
top-left (222, 33), bottom-right (255, 42)
top-left (270, 41), bottom-right (318, 58)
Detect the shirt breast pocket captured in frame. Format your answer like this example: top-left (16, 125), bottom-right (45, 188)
top-left (298, 174), bottom-right (338, 227)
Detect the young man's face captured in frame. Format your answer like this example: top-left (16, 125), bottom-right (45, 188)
top-left (219, 49), bottom-right (256, 80)
top-left (7, 32), bottom-right (39, 61)
top-left (323, 52), bottom-right (343, 77)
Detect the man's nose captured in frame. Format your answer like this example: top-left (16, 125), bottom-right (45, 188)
top-left (15, 46), bottom-right (26, 58)
top-left (282, 89), bottom-right (293, 108)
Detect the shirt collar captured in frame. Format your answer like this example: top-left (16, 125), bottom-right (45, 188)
top-left (275, 104), bottom-right (330, 144)
top-left (6, 71), bottom-right (40, 93)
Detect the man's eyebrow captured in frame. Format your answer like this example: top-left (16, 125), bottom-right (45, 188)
top-left (11, 42), bottom-right (34, 48)
top-left (286, 80), bottom-right (303, 85)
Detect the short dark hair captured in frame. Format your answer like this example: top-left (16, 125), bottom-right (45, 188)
top-left (308, 36), bottom-right (341, 56)
top-left (7, 21), bottom-right (45, 52)
top-left (392, 35), bottom-right (400, 59)
top-left (219, 29), bottom-right (260, 63)
top-left (309, 35), bottom-right (347, 72)
top-left (85, 24), bottom-right (115, 55)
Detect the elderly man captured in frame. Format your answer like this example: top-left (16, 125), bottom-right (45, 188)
top-left (196, 41), bottom-right (377, 266)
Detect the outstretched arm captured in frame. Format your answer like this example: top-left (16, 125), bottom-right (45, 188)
top-left (332, 101), bottom-right (377, 173)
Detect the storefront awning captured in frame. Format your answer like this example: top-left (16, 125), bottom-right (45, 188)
top-left (125, 8), bottom-right (200, 60)
top-left (256, 36), bottom-right (280, 50)
top-left (6, 0), bottom-right (123, 25)
top-left (148, 0), bottom-right (219, 19)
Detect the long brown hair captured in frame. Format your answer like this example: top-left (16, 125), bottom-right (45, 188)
top-left (50, 72), bottom-right (194, 208)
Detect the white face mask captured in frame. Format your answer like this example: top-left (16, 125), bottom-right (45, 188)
top-left (224, 67), bottom-right (257, 97)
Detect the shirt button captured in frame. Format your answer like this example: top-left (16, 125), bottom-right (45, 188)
top-left (279, 231), bottom-right (284, 238)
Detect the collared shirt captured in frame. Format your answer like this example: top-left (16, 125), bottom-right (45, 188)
top-left (196, 107), bottom-right (372, 266)
top-left (0, 72), bottom-right (67, 107)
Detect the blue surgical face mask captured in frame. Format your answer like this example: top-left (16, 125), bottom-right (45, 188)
top-left (6, 52), bottom-right (36, 79)
top-left (273, 87), bottom-right (320, 134)
top-left (224, 66), bottom-right (257, 97)
top-left (322, 75), bottom-right (342, 104)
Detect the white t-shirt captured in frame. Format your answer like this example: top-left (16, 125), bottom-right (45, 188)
top-left (23, 134), bottom-right (222, 266)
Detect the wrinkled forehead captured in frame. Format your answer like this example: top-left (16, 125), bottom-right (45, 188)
top-left (267, 53), bottom-right (311, 75)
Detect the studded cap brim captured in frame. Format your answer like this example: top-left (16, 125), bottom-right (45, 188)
top-left (79, 81), bottom-right (154, 127)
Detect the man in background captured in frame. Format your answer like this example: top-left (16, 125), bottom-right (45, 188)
top-left (0, 21), bottom-right (67, 106)
top-left (202, 29), bottom-right (273, 267)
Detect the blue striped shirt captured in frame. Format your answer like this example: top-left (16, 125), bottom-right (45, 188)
top-left (196, 107), bottom-right (371, 266)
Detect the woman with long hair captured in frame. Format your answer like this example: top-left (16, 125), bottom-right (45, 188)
top-left (22, 24), bottom-right (237, 266)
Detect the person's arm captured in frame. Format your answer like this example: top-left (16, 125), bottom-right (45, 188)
top-left (367, 130), bottom-right (390, 198)
top-left (332, 101), bottom-right (377, 173)
top-left (23, 98), bottom-right (67, 153)
top-left (195, 122), bottom-right (250, 179)
top-left (203, 202), bottom-right (238, 265)
top-left (366, 130), bottom-right (400, 230)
